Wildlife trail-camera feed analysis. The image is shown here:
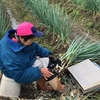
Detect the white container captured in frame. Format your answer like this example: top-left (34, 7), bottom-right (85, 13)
top-left (0, 74), bottom-right (21, 97)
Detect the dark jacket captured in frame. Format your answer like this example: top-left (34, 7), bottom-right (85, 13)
top-left (0, 29), bottom-right (52, 84)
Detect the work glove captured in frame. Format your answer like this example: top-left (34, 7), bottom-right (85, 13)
top-left (48, 56), bottom-right (62, 73)
top-left (49, 56), bottom-right (61, 66)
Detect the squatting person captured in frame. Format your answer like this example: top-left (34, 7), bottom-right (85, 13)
top-left (0, 22), bottom-right (68, 95)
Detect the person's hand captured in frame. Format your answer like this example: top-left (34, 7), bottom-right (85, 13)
top-left (40, 68), bottom-right (54, 80)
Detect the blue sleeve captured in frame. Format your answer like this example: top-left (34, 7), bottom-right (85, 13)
top-left (35, 43), bottom-right (52, 57)
top-left (3, 59), bottom-right (42, 84)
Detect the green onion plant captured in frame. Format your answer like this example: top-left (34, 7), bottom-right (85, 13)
top-left (85, 0), bottom-right (100, 14)
top-left (60, 34), bottom-right (100, 68)
top-left (0, 1), bottom-right (10, 39)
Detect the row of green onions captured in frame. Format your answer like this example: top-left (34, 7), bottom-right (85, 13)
top-left (71, 0), bottom-right (100, 14)
top-left (23, 0), bottom-right (71, 46)
top-left (0, 1), bottom-right (10, 39)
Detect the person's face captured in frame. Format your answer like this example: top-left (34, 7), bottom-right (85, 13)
top-left (19, 37), bottom-right (34, 46)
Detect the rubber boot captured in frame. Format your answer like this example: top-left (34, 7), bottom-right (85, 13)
top-left (47, 76), bottom-right (65, 92)
top-left (37, 77), bottom-right (53, 92)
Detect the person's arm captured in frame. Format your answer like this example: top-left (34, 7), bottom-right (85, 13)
top-left (3, 58), bottom-right (54, 84)
top-left (3, 59), bottom-right (43, 84)
top-left (34, 42), bottom-right (52, 57)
